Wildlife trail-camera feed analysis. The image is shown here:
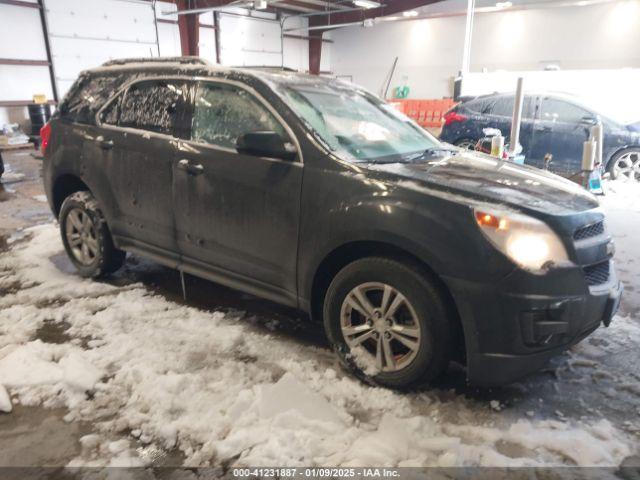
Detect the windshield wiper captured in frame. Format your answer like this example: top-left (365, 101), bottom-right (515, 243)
top-left (423, 146), bottom-right (458, 156)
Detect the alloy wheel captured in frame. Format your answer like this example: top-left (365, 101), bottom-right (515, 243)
top-left (65, 208), bottom-right (99, 265)
top-left (613, 151), bottom-right (640, 182)
top-left (340, 282), bottom-right (422, 373)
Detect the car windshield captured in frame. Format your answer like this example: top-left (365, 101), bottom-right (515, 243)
top-left (276, 81), bottom-right (441, 163)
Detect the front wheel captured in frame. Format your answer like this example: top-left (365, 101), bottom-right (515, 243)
top-left (608, 148), bottom-right (640, 182)
top-left (323, 258), bottom-right (452, 389)
top-left (59, 191), bottom-right (125, 278)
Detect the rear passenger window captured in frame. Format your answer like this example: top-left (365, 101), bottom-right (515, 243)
top-left (59, 74), bottom-right (124, 125)
top-left (192, 82), bottom-right (286, 149)
top-left (118, 80), bottom-right (191, 137)
top-left (489, 95), bottom-right (535, 119)
top-left (490, 96), bottom-right (514, 117)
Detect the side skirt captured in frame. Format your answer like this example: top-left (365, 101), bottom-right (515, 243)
top-left (114, 235), bottom-right (300, 310)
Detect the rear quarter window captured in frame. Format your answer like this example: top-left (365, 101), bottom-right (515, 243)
top-left (463, 98), bottom-right (492, 114)
top-left (58, 72), bottom-right (141, 125)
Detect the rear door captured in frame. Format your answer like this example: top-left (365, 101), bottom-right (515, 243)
top-left (484, 95), bottom-right (536, 161)
top-left (529, 96), bottom-right (592, 174)
top-left (172, 79), bottom-right (303, 302)
top-left (93, 78), bottom-right (192, 256)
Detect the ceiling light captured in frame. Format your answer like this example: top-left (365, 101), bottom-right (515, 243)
top-left (255, 0), bottom-right (267, 8)
top-left (403, 10), bottom-right (419, 17)
top-left (354, 0), bottom-right (381, 9)
top-left (495, 1), bottom-right (513, 7)
top-left (363, 18), bottom-right (375, 27)
top-left (576, 0), bottom-right (588, 5)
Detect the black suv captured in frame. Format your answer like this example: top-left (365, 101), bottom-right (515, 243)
top-left (42, 58), bottom-right (622, 388)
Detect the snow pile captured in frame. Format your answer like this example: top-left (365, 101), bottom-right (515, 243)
top-left (0, 383), bottom-right (11, 412)
top-left (0, 223), bottom-right (637, 467)
top-left (0, 224), bottom-right (121, 312)
top-left (0, 341), bottom-right (103, 408)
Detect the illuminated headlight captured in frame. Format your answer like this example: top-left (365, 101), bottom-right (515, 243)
top-left (474, 209), bottom-right (569, 273)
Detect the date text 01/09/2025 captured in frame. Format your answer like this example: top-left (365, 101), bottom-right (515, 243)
top-left (231, 467), bottom-right (401, 478)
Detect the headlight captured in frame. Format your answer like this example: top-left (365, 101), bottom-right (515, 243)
top-left (474, 208), bottom-right (570, 273)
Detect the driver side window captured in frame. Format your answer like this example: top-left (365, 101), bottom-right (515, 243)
top-left (192, 82), bottom-right (287, 149)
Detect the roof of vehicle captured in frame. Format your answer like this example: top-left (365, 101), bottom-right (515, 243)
top-left (87, 57), bottom-right (358, 91)
top-left (101, 57), bottom-right (209, 67)
top-left (464, 90), bottom-right (586, 102)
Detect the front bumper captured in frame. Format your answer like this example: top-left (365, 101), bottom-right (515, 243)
top-left (445, 266), bottom-right (623, 386)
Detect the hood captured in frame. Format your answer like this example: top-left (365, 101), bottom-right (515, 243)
top-left (364, 151), bottom-right (598, 216)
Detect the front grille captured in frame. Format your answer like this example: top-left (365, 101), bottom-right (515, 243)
top-left (583, 261), bottom-right (610, 286)
top-left (574, 221), bottom-right (604, 241)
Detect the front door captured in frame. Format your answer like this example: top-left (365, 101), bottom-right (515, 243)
top-left (173, 80), bottom-right (303, 303)
top-left (93, 78), bottom-right (192, 255)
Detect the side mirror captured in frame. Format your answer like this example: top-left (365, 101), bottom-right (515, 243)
top-left (236, 131), bottom-right (297, 161)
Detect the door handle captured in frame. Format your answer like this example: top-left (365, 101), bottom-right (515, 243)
top-left (95, 136), bottom-right (114, 150)
top-left (177, 159), bottom-right (204, 176)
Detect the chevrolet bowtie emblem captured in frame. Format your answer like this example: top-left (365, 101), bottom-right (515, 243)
top-left (606, 241), bottom-right (615, 256)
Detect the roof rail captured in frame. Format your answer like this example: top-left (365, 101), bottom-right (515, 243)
top-left (101, 57), bottom-right (209, 67)
top-left (237, 66), bottom-right (299, 72)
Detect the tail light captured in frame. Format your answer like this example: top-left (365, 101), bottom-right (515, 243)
top-left (40, 122), bottom-right (51, 155)
top-left (443, 111), bottom-right (468, 126)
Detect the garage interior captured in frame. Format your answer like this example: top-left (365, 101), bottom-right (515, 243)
top-left (1, 0), bottom-right (640, 474)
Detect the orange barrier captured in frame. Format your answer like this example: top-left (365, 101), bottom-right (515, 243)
top-left (387, 99), bottom-right (457, 128)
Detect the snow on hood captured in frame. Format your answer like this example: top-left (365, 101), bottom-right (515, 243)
top-left (365, 152), bottom-right (598, 216)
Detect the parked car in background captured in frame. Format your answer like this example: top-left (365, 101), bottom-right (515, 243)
top-left (440, 92), bottom-right (640, 181)
top-left (43, 59), bottom-right (621, 388)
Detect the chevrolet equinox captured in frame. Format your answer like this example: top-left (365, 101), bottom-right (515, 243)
top-left (42, 58), bottom-right (622, 388)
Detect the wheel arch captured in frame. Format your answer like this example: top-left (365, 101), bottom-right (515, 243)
top-left (605, 145), bottom-right (640, 169)
top-left (308, 240), bottom-right (466, 362)
top-left (51, 174), bottom-right (91, 217)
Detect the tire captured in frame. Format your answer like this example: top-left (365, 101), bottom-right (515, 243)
top-left (454, 138), bottom-right (477, 150)
top-left (608, 148), bottom-right (640, 182)
top-left (59, 191), bottom-right (125, 278)
top-left (323, 257), bottom-right (452, 390)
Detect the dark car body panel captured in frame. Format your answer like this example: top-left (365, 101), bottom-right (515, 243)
top-left (440, 93), bottom-right (640, 174)
top-left (43, 63), bottom-right (621, 385)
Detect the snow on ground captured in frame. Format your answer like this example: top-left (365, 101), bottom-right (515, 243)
top-left (0, 183), bottom-right (639, 469)
top-left (600, 181), bottom-right (640, 316)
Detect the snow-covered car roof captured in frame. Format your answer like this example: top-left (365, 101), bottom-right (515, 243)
top-left (89, 57), bottom-right (353, 91)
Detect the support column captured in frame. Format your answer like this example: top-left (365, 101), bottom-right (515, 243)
top-left (461, 0), bottom-right (475, 75)
top-left (309, 30), bottom-right (323, 75)
top-left (38, 0), bottom-right (58, 102)
top-left (213, 11), bottom-right (221, 64)
top-left (177, 0), bottom-right (199, 56)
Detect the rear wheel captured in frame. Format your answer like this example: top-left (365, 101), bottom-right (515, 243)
top-left (608, 148), bottom-right (640, 182)
top-left (323, 257), bottom-right (452, 389)
top-left (454, 138), bottom-right (477, 150)
top-left (59, 191), bottom-right (125, 278)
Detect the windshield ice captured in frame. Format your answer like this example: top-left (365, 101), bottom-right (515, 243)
top-left (276, 81), bottom-right (441, 163)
